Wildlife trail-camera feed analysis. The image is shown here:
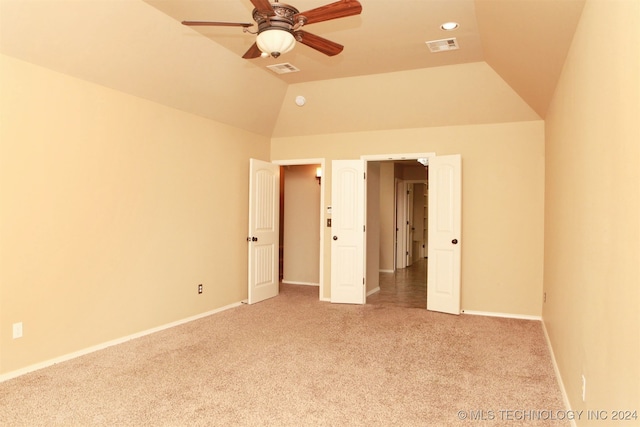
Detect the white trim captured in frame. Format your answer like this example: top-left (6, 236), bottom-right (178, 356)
top-left (272, 158), bottom-right (325, 302)
top-left (367, 287), bottom-right (381, 297)
top-left (282, 280), bottom-right (319, 286)
top-left (463, 310), bottom-right (573, 426)
top-left (361, 153), bottom-right (436, 161)
top-left (0, 301), bottom-right (243, 383)
top-left (542, 320), bottom-right (576, 427)
top-left (273, 158), bottom-right (324, 166)
top-left (461, 309), bottom-right (542, 321)
top-left (379, 269), bottom-right (394, 273)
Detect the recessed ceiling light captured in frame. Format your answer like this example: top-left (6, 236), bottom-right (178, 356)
top-left (440, 22), bottom-right (459, 31)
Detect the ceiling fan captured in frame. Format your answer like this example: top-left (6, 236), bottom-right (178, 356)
top-left (182, 0), bottom-right (362, 59)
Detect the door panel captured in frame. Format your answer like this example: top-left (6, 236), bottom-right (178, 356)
top-left (395, 181), bottom-right (407, 269)
top-left (248, 159), bottom-right (279, 304)
top-left (331, 160), bottom-right (365, 304)
top-left (407, 183), bottom-right (414, 266)
top-left (427, 155), bottom-right (461, 314)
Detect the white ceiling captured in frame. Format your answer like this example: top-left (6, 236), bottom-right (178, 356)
top-left (1, 0), bottom-right (585, 136)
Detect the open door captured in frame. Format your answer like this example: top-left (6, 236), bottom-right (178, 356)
top-left (395, 180), bottom-right (407, 269)
top-left (247, 159), bottom-right (280, 304)
top-left (407, 183), bottom-right (415, 266)
top-left (330, 160), bottom-right (365, 304)
top-left (427, 154), bottom-right (461, 315)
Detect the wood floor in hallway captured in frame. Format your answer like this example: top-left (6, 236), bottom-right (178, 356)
top-left (367, 258), bottom-right (427, 309)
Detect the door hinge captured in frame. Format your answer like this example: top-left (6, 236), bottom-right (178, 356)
top-left (363, 225), bottom-right (366, 232)
top-left (363, 278), bottom-right (365, 285)
top-left (364, 172), bottom-right (366, 179)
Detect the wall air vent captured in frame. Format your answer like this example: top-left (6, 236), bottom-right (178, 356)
top-left (425, 38), bottom-right (459, 53)
top-left (266, 63), bottom-right (300, 74)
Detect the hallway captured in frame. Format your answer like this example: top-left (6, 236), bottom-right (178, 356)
top-left (367, 259), bottom-right (427, 309)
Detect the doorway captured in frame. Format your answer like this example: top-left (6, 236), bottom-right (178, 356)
top-left (368, 160), bottom-right (429, 308)
top-left (274, 159), bottom-right (325, 299)
top-left (253, 154), bottom-right (460, 313)
top-left (362, 153), bottom-right (461, 314)
top-left (395, 176), bottom-right (429, 271)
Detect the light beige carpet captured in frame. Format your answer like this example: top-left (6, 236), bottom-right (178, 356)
top-left (0, 284), bottom-right (567, 426)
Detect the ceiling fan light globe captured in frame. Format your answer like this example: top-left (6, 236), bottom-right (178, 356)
top-left (257, 29), bottom-right (296, 58)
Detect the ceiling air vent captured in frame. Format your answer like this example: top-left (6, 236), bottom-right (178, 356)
top-left (426, 37), bottom-right (459, 53)
top-left (266, 63), bottom-right (301, 74)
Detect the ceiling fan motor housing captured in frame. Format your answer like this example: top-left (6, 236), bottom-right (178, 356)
top-left (253, 3), bottom-right (301, 57)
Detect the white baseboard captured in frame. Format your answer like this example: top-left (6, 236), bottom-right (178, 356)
top-left (461, 309), bottom-right (542, 321)
top-left (281, 280), bottom-right (319, 287)
top-left (367, 287), bottom-right (381, 297)
top-left (0, 301), bottom-right (244, 383)
top-left (542, 320), bottom-right (576, 427)
top-left (463, 311), bottom-right (574, 425)
top-left (379, 269), bottom-right (394, 273)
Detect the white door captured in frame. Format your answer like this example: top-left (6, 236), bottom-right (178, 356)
top-left (331, 160), bottom-right (365, 304)
top-left (395, 180), bottom-right (407, 269)
top-left (406, 183), bottom-right (415, 266)
top-left (247, 159), bottom-right (280, 304)
top-left (427, 154), bottom-right (461, 315)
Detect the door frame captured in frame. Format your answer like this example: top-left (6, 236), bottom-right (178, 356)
top-left (395, 178), bottom-right (406, 269)
top-left (269, 152), bottom-right (457, 311)
top-left (273, 158), bottom-right (326, 301)
top-left (396, 179), bottom-right (428, 269)
top-left (361, 152), bottom-right (463, 313)
top-left (362, 153), bottom-right (434, 272)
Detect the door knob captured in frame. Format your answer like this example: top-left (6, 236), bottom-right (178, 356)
top-left (333, 236), bottom-right (338, 240)
top-left (452, 239), bottom-right (458, 244)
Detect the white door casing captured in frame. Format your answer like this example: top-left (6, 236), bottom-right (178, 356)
top-left (427, 154), bottom-right (462, 315)
top-left (395, 180), bottom-right (407, 270)
top-left (330, 160), bottom-right (365, 304)
top-left (247, 159), bottom-right (280, 304)
top-left (407, 183), bottom-right (415, 266)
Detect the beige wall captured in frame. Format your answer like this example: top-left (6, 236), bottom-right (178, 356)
top-left (0, 55), bottom-right (269, 374)
top-left (273, 62), bottom-right (540, 138)
top-left (543, 0), bottom-right (640, 418)
top-left (272, 120), bottom-right (545, 315)
top-left (282, 164), bottom-right (321, 285)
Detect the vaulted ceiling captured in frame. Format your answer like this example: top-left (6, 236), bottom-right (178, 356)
top-left (1, 0), bottom-right (585, 137)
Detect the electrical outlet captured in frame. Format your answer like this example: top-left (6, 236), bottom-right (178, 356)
top-left (581, 374), bottom-right (586, 401)
top-left (198, 284), bottom-right (203, 294)
top-left (12, 322), bottom-right (23, 339)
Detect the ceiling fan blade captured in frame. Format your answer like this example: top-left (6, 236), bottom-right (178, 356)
top-left (249, 0), bottom-right (275, 16)
top-left (243, 42), bottom-right (264, 59)
top-left (182, 21), bottom-right (253, 27)
top-left (295, 30), bottom-right (344, 56)
top-left (295, 0), bottom-right (362, 25)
